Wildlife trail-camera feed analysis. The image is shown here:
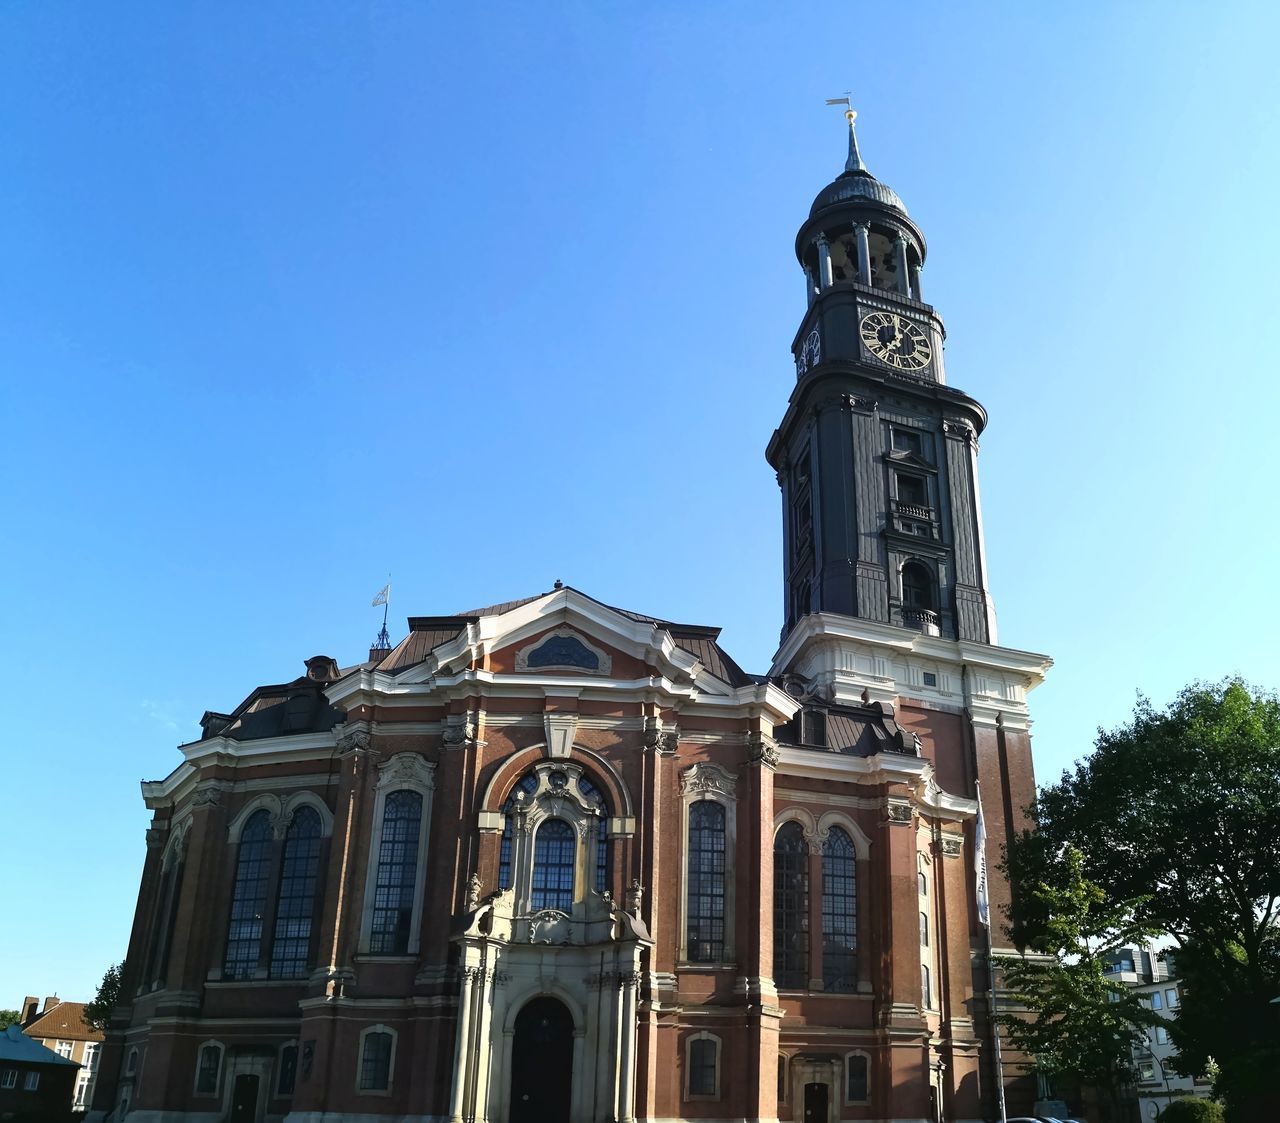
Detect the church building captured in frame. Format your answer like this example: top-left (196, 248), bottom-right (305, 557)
top-left (94, 114), bottom-right (1050, 1123)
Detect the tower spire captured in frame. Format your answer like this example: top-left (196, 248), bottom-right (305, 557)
top-left (844, 109), bottom-right (866, 175)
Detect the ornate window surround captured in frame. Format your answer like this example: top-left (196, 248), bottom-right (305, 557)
top-left (225, 791), bottom-right (335, 842)
top-left (514, 627), bottom-right (613, 675)
top-left (355, 1024), bottom-right (397, 1096)
top-left (492, 759), bottom-right (609, 914)
top-left (678, 762), bottom-right (738, 964)
top-left (684, 1031), bottom-right (722, 1100)
top-left (193, 1040), bottom-right (224, 1097)
top-left (359, 754), bottom-right (436, 956)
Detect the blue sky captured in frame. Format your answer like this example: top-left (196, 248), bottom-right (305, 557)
top-left (2, 2), bottom-right (1277, 1005)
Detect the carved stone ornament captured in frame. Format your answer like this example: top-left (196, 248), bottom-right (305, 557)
top-left (375, 752), bottom-right (436, 791)
top-left (626, 878), bottom-right (645, 914)
top-left (191, 785), bottom-right (223, 809)
top-left (338, 729), bottom-right (370, 755)
top-left (442, 718), bottom-right (477, 747)
top-left (887, 799), bottom-right (914, 824)
top-left (941, 835), bottom-right (963, 858)
top-left (515, 628), bottom-right (612, 676)
top-left (146, 828), bottom-right (165, 847)
top-left (746, 730), bottom-right (780, 769)
top-left (543, 712), bottom-right (578, 759)
top-left (465, 872), bottom-right (483, 911)
top-left (680, 761), bottom-right (738, 799)
top-left (643, 718), bottom-right (679, 755)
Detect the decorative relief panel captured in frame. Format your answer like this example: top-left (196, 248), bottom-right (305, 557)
top-left (376, 752), bottom-right (436, 791)
top-left (515, 629), bottom-right (612, 675)
top-left (679, 761), bottom-right (738, 799)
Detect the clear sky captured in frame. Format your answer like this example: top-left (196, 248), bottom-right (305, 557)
top-left (2, 2), bottom-right (1277, 1006)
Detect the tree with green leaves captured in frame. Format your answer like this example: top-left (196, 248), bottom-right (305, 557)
top-left (0, 1009), bottom-right (21, 1029)
top-left (996, 845), bottom-right (1163, 1120)
top-left (1015, 679), bottom-right (1280, 1120)
top-left (83, 962), bottom-right (123, 1033)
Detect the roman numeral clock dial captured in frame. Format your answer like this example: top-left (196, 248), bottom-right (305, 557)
top-left (859, 311), bottom-right (932, 372)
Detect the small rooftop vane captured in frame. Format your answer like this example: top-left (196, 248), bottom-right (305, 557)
top-left (371, 577), bottom-right (392, 653)
top-left (825, 95), bottom-right (866, 175)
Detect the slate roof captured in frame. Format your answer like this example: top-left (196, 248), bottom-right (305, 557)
top-left (775, 700), bottom-right (919, 757)
top-left (0, 1024), bottom-right (79, 1066)
top-left (21, 1000), bottom-right (99, 1043)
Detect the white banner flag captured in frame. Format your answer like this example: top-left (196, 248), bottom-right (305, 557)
top-left (371, 583), bottom-right (390, 607)
top-left (975, 785), bottom-right (991, 928)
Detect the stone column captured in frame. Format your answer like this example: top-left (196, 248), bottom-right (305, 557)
top-left (854, 222), bottom-right (872, 284)
top-left (815, 233), bottom-right (833, 290)
top-left (448, 966), bottom-right (478, 1123)
top-left (616, 969), bottom-right (640, 1123)
top-left (910, 258), bottom-right (923, 301)
top-left (894, 233), bottom-right (911, 295)
top-left (315, 729), bottom-right (372, 993)
top-left (804, 265), bottom-right (817, 306)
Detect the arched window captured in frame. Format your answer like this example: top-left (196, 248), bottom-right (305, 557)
top-left (822, 827), bottom-right (857, 992)
top-left (902, 561), bottom-right (934, 611)
top-left (369, 791), bottom-right (423, 955)
top-left (194, 1042), bottom-right (222, 1096)
top-left (921, 963), bottom-right (932, 1009)
top-left (686, 1034), bottom-right (720, 1098)
top-left (773, 822), bottom-right (808, 988)
top-left (845, 1052), bottom-right (870, 1103)
top-left (918, 870), bottom-right (927, 896)
top-left (358, 1027), bottom-right (394, 1092)
top-left (531, 819), bottom-right (576, 912)
top-left (270, 806), bottom-right (322, 978)
top-left (686, 801), bottom-right (727, 963)
top-left (499, 773), bottom-right (539, 889)
top-left (919, 910), bottom-right (929, 947)
top-left (577, 774), bottom-right (611, 892)
top-left (224, 810), bottom-right (273, 979)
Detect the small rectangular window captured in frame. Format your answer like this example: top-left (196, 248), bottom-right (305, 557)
top-left (1166, 988), bottom-right (1179, 1007)
top-left (922, 671), bottom-right (937, 687)
top-left (1, 1071), bottom-right (16, 1090)
top-left (24, 1072), bottom-right (39, 1091)
top-left (893, 429), bottom-right (924, 457)
top-left (196, 1045), bottom-right (221, 1095)
top-left (1152, 991), bottom-right (1162, 1010)
top-left (896, 473), bottom-right (927, 506)
top-left (688, 1038), bottom-right (717, 1097)
top-left (777, 1055), bottom-right (787, 1103)
top-left (360, 1031), bottom-right (393, 1092)
top-left (846, 1053), bottom-right (869, 1102)
top-left (1155, 1027), bottom-right (1169, 1045)
top-left (55, 1040), bottom-right (73, 1058)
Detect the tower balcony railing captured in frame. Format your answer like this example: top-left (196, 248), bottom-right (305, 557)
top-left (902, 607), bottom-right (940, 636)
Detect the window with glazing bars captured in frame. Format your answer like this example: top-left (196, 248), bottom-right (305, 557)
top-left (195, 1045), bottom-right (221, 1095)
top-left (773, 822), bottom-right (809, 988)
top-left (578, 775), bottom-right (611, 892)
top-left (688, 1037), bottom-right (718, 1096)
top-left (686, 801), bottom-right (726, 962)
top-left (822, 827), bottom-right (857, 991)
top-left (359, 1031), bottom-right (392, 1091)
top-left (498, 774), bottom-right (539, 889)
top-left (369, 791), bottom-right (422, 954)
top-left (223, 810), bottom-right (273, 979)
top-left (270, 806), bottom-right (322, 977)
top-left (531, 819), bottom-right (575, 912)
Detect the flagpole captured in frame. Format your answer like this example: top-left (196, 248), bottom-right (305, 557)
top-left (975, 780), bottom-right (1008, 1123)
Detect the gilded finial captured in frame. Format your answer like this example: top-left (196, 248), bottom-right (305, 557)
top-left (826, 95), bottom-right (866, 175)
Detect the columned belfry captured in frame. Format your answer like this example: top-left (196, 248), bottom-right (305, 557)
top-left (771, 109), bottom-right (997, 644)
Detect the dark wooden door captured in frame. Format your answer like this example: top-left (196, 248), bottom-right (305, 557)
top-left (804, 1081), bottom-right (829, 1123)
top-left (229, 1074), bottom-right (259, 1123)
top-left (510, 997), bottom-right (574, 1123)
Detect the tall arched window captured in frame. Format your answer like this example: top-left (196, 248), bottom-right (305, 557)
top-left (822, 827), bottom-right (857, 992)
top-left (531, 819), bottom-right (576, 912)
top-left (499, 774), bottom-right (539, 890)
top-left (577, 775), bottom-right (611, 892)
top-left (686, 801), bottom-right (727, 963)
top-left (224, 810), bottom-right (273, 980)
top-left (369, 790), bottom-right (423, 954)
top-left (902, 561), bottom-right (934, 610)
top-left (773, 822), bottom-right (809, 988)
top-left (270, 806), bottom-right (322, 978)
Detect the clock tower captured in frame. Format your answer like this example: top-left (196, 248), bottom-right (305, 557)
top-left (768, 110), bottom-right (997, 645)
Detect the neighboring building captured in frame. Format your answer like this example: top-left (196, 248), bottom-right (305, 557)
top-left (0, 1023), bottom-right (80, 1119)
top-left (93, 114), bottom-right (1050, 1123)
top-left (1103, 947), bottom-right (1213, 1121)
top-left (19, 996), bottom-right (104, 1112)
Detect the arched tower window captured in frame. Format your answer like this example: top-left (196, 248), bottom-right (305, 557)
top-left (822, 826), bottom-right (857, 992)
top-left (223, 810), bottom-right (273, 980)
top-left (270, 806), bottom-right (322, 978)
top-left (773, 821), bottom-right (809, 988)
top-left (577, 774), bottom-right (611, 892)
top-left (369, 790), bottom-right (423, 954)
top-left (530, 818), bottom-right (575, 912)
top-left (686, 800), bottom-right (727, 963)
top-left (499, 773), bottom-right (539, 890)
top-left (901, 561), bottom-right (935, 611)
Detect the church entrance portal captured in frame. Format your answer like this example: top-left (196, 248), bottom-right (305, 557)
top-left (229, 1074), bottom-right (259, 1123)
top-left (804, 1080), bottom-right (829, 1122)
top-left (510, 996), bottom-right (574, 1123)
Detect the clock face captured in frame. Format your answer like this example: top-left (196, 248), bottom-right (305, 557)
top-left (860, 312), bottom-right (932, 372)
